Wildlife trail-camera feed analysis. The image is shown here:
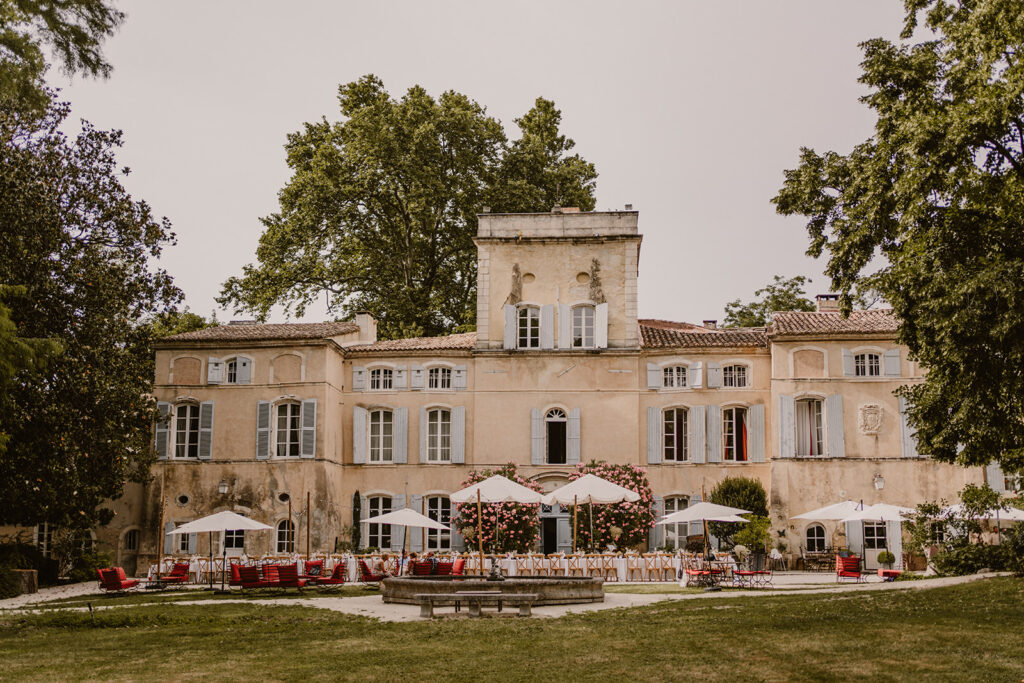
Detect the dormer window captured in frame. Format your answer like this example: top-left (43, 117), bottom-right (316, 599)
top-left (428, 367), bottom-right (451, 390)
top-left (369, 368), bottom-right (394, 391)
top-left (518, 306), bottom-right (540, 349)
top-left (723, 364), bottom-right (748, 388)
top-left (855, 353), bottom-right (880, 377)
top-left (572, 305), bottom-right (595, 348)
top-left (663, 365), bottom-right (687, 388)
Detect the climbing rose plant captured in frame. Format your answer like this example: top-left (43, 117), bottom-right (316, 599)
top-left (569, 461), bottom-right (654, 551)
top-left (454, 463), bottom-right (542, 554)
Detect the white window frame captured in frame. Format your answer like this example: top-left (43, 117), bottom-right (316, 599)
top-left (722, 364), bottom-right (749, 388)
top-left (177, 526), bottom-right (191, 553)
top-left (368, 408), bottom-right (394, 463)
top-left (722, 405), bottom-right (749, 462)
top-left (224, 528), bottom-right (245, 552)
top-left (805, 524), bottom-right (826, 552)
top-left (795, 397), bottom-right (825, 457)
top-left (854, 352), bottom-right (881, 377)
top-left (427, 366), bottom-right (452, 391)
top-left (663, 496), bottom-right (689, 549)
top-left (663, 365), bottom-right (687, 389)
top-left (276, 519), bottom-right (295, 554)
top-left (863, 521), bottom-right (887, 550)
top-left (426, 407), bottom-right (452, 463)
top-left (571, 304), bottom-right (596, 349)
top-left (222, 355), bottom-right (252, 385)
top-left (425, 495), bottom-right (452, 551)
top-left (517, 305), bottom-right (541, 349)
top-left (369, 367), bottom-right (394, 391)
top-left (663, 407), bottom-right (689, 462)
top-left (274, 401), bottom-right (301, 458)
top-left (173, 402), bottom-right (200, 459)
top-left (367, 495), bottom-right (392, 549)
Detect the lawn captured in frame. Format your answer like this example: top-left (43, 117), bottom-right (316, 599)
top-left (1, 578), bottom-right (1021, 681)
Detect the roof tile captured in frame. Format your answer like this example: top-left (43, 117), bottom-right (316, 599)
top-left (165, 321), bottom-right (359, 342)
top-left (770, 310), bottom-right (899, 336)
top-left (639, 320), bottom-right (767, 348)
top-left (347, 332), bottom-right (477, 353)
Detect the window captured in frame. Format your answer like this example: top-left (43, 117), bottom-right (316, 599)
top-left (226, 359), bottom-right (237, 384)
top-left (276, 520), bottom-right (295, 554)
top-left (428, 367), bottom-right (451, 390)
top-left (723, 364), bottom-right (748, 388)
top-left (369, 368), bottom-right (393, 391)
top-left (367, 496), bottom-right (392, 549)
top-left (35, 523), bottom-right (52, 558)
top-left (663, 365), bottom-right (687, 388)
top-left (663, 497), bottom-right (689, 550)
top-left (545, 408), bottom-right (567, 464)
top-left (177, 529), bottom-right (190, 553)
top-left (930, 522), bottom-right (946, 544)
top-left (863, 522), bottom-right (887, 550)
top-left (572, 305), bottom-right (595, 348)
top-left (275, 402), bottom-right (300, 457)
top-left (174, 403), bottom-right (200, 458)
top-left (1005, 473), bottom-right (1023, 492)
top-left (426, 408), bottom-right (451, 462)
top-left (806, 524), bottom-right (826, 552)
top-left (123, 529), bottom-right (140, 552)
top-left (369, 409), bottom-right (394, 463)
top-left (517, 306), bottom-right (540, 349)
top-left (663, 408), bottom-right (689, 462)
top-left (723, 406), bottom-right (748, 461)
top-left (795, 398), bottom-right (824, 457)
top-left (855, 353), bottom-right (881, 377)
top-left (224, 529), bottom-right (244, 550)
top-left (426, 496), bottom-right (452, 551)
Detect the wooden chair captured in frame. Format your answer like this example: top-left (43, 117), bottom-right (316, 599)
top-left (531, 554), bottom-right (549, 577)
top-left (547, 555), bottom-right (565, 577)
top-left (515, 555), bottom-right (534, 577)
top-left (585, 554), bottom-right (603, 578)
top-left (626, 554), bottom-right (644, 581)
top-left (642, 554), bottom-right (662, 582)
top-left (601, 554), bottom-right (618, 582)
top-left (566, 554), bottom-right (585, 577)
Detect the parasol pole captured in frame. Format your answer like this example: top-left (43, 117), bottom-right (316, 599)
top-left (156, 488), bottom-right (166, 583)
top-left (477, 489), bottom-right (484, 575)
top-left (306, 491), bottom-right (311, 560)
top-left (573, 494), bottom-right (578, 553)
top-left (208, 530), bottom-right (214, 589)
top-left (288, 497), bottom-right (293, 554)
top-left (589, 500), bottom-right (594, 552)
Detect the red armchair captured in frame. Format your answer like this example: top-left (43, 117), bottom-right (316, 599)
top-left (276, 563), bottom-right (307, 590)
top-left (316, 562), bottom-right (346, 587)
top-left (229, 563), bottom-right (244, 587)
top-left (98, 567), bottom-right (140, 592)
top-left (836, 555), bottom-right (864, 583)
top-left (359, 559), bottom-right (385, 584)
top-left (239, 565), bottom-right (279, 589)
top-left (158, 562), bottom-right (190, 586)
top-left (301, 560), bottom-right (324, 581)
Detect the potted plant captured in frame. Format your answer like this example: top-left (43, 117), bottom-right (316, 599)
top-left (877, 550), bottom-right (896, 569)
top-left (607, 526), bottom-right (623, 552)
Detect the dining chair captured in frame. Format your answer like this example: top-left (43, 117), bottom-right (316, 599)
top-left (626, 554), bottom-right (644, 581)
top-left (566, 554), bottom-right (585, 577)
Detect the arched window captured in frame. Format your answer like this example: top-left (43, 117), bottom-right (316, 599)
top-left (723, 406), bottom-right (748, 461)
top-left (426, 496), bottom-right (452, 551)
top-left (174, 402), bottom-right (200, 459)
top-left (275, 402), bottom-right (301, 457)
top-left (854, 353), bottom-right (881, 377)
top-left (517, 306), bottom-right (540, 349)
top-left (545, 408), bottom-right (568, 464)
top-left (723, 364), bottom-right (748, 388)
top-left (806, 524), bottom-right (826, 552)
top-left (663, 408), bottom-right (689, 462)
top-left (572, 305), bottom-right (595, 348)
top-left (426, 408), bottom-right (452, 462)
top-left (369, 409), bottom-right (394, 463)
top-left (795, 398), bottom-right (824, 456)
top-left (367, 496), bottom-right (392, 549)
top-left (276, 519), bottom-right (295, 554)
top-left (226, 359), bottom-right (237, 384)
top-left (369, 367), bottom-right (394, 391)
top-left (428, 366), bottom-right (452, 390)
top-left (663, 497), bottom-right (689, 550)
top-left (123, 529), bottom-right (140, 552)
top-left (663, 365), bottom-right (687, 388)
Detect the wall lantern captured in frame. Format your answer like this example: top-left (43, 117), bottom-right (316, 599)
top-left (218, 480), bottom-right (229, 495)
top-left (873, 474), bottom-right (885, 491)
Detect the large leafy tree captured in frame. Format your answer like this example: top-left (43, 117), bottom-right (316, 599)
top-left (773, 0), bottom-right (1024, 474)
top-left (723, 275), bottom-right (816, 327)
top-left (219, 76), bottom-right (598, 339)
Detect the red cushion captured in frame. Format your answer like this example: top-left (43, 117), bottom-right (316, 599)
top-left (114, 567), bottom-right (128, 581)
top-left (239, 566), bottom-right (260, 584)
top-left (230, 564), bottom-right (242, 584)
top-left (452, 559), bottom-right (466, 576)
top-left (303, 560), bottom-right (324, 577)
top-left (263, 564), bottom-right (280, 582)
top-left (329, 563), bottom-right (346, 581)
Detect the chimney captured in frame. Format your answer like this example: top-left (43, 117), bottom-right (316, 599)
top-left (561, 207), bottom-right (581, 213)
top-left (481, 206), bottom-right (491, 213)
top-left (703, 320), bottom-right (717, 330)
top-left (551, 205), bottom-right (562, 214)
top-left (624, 203), bottom-right (633, 210)
top-left (229, 320), bottom-right (257, 325)
top-left (354, 311), bottom-right (377, 343)
top-left (816, 294), bottom-right (840, 312)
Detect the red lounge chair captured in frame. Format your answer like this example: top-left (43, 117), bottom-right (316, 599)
top-left (316, 562), bottom-right (346, 587)
top-left (98, 567), bottom-right (140, 593)
top-left (276, 563), bottom-right (307, 590)
top-left (239, 565), bottom-right (278, 589)
top-left (836, 555), bottom-right (863, 583)
top-left (452, 558), bottom-right (466, 576)
top-left (229, 563), bottom-right (244, 587)
top-left (436, 561), bottom-right (453, 576)
top-left (158, 562), bottom-right (190, 586)
top-left (262, 564), bottom-right (280, 584)
top-left (412, 561), bottom-right (433, 576)
top-left (359, 559), bottom-right (385, 584)
top-left (302, 560), bottom-right (324, 580)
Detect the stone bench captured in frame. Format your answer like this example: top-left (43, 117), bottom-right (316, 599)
top-left (414, 591), bottom-right (538, 618)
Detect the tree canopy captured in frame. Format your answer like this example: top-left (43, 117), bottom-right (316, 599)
top-left (219, 75), bottom-right (598, 339)
top-left (723, 275), bottom-right (816, 327)
top-left (773, 0), bottom-right (1024, 474)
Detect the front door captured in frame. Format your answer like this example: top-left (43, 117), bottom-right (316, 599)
top-left (542, 518), bottom-right (558, 554)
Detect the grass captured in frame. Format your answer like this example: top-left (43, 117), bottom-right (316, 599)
top-left (1, 578), bottom-right (1022, 681)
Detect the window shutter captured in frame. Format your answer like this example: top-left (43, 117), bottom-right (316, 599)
top-left (300, 399), bottom-right (317, 458)
top-left (236, 358), bottom-right (251, 384)
top-left (352, 406), bottom-right (368, 464)
top-left (558, 304), bottom-right (571, 349)
top-left (530, 408), bottom-right (544, 465)
top-left (886, 520), bottom-right (903, 568)
top-left (393, 407), bottom-right (408, 464)
top-left (646, 363), bottom-right (661, 390)
top-left (705, 405), bottom-right (722, 463)
top-left (844, 521), bottom-right (863, 555)
top-left (690, 493), bottom-right (703, 537)
top-left (255, 401), bottom-right (271, 460)
top-left (541, 305), bottom-right (555, 349)
top-left (390, 494), bottom-right (406, 552)
top-left (410, 365), bottom-right (424, 390)
top-left (567, 408), bottom-right (581, 464)
top-left (986, 462), bottom-right (1006, 491)
top-left (595, 303), bottom-right (609, 349)
top-left (207, 358), bottom-right (223, 384)
top-left (690, 405), bottom-right (706, 464)
top-left (556, 517), bottom-right (571, 553)
top-left (646, 406), bottom-right (662, 464)
top-left (452, 406), bottom-right (466, 464)
top-left (352, 366), bottom-right (366, 391)
top-left (451, 520), bottom-right (466, 552)
top-left (649, 496), bottom-right (664, 551)
top-left (419, 407), bottom-right (428, 463)
top-left (155, 402), bottom-right (171, 459)
top-left (409, 495), bottom-right (423, 552)
top-left (187, 533), bottom-right (197, 555)
top-left (453, 365), bottom-right (467, 390)
top-left (503, 304), bottom-right (516, 349)
top-left (841, 349), bottom-right (855, 376)
top-left (394, 365), bottom-right (407, 390)
top-left (689, 362), bottom-right (703, 388)
top-left (748, 404), bottom-right (766, 462)
top-left (163, 522), bottom-right (174, 557)
top-left (883, 349), bottom-right (901, 377)
top-left (898, 396), bottom-right (920, 458)
top-left (825, 394), bottom-right (845, 458)
top-left (706, 362), bottom-right (723, 388)
top-left (198, 401), bottom-right (215, 460)
top-left (777, 395), bottom-right (795, 459)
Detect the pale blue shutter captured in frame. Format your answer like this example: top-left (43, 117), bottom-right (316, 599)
top-left (300, 399), bottom-right (316, 458)
top-left (898, 396), bottom-right (919, 458)
top-left (558, 304), bottom-right (571, 348)
top-left (845, 521), bottom-right (863, 555)
top-left (359, 495), bottom-right (368, 546)
top-left (503, 304), bottom-right (516, 349)
top-left (236, 357), bottom-right (251, 384)
top-left (556, 517), bottom-right (571, 553)
top-left (453, 365), bottom-right (467, 390)
top-left (885, 520), bottom-right (903, 567)
top-left (410, 495), bottom-right (423, 552)
top-left (352, 366), bottom-right (366, 391)
top-left (777, 395), bottom-right (795, 459)
top-left (410, 365), bottom-right (424, 390)
top-left (650, 496), bottom-right (664, 550)
top-left (163, 522), bottom-right (174, 556)
top-left (393, 407), bottom-right (408, 464)
top-left (207, 358), bottom-right (223, 384)
top-left (689, 362), bottom-right (703, 388)
top-left (748, 404), bottom-right (766, 462)
top-left (390, 494), bottom-right (406, 552)
top-left (706, 362), bottom-right (723, 388)
top-left (255, 401), bottom-right (271, 460)
top-left (187, 532), bottom-right (197, 554)
top-left (198, 401), bottom-right (214, 460)
top-left (825, 394), bottom-right (845, 458)
top-left (690, 493), bottom-right (703, 537)
top-left (394, 365), bottom-right (407, 390)
top-left (986, 463), bottom-right (1006, 491)
top-left (595, 303), bottom-right (609, 348)
top-left (451, 521), bottom-right (466, 552)
top-left (883, 349), bottom-right (901, 376)
top-left (705, 405), bottom-right (721, 463)
top-left (841, 349), bottom-right (855, 376)
top-left (419, 407), bottom-right (428, 463)
top-left (452, 406), bottom-right (466, 464)
top-left (646, 406), bottom-right (662, 464)
top-left (567, 408), bottom-right (581, 464)
top-left (646, 363), bottom-right (661, 389)
top-left (690, 405), bottom-right (706, 463)
top-left (352, 406), bottom-right (367, 464)
top-left (541, 305), bottom-right (555, 349)
top-left (155, 402), bottom-right (171, 459)
top-left (531, 408), bottom-right (544, 465)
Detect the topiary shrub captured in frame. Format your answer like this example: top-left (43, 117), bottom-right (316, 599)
top-left (877, 550), bottom-right (895, 568)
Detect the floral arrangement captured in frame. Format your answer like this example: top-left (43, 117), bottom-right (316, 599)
top-left (453, 463), bottom-right (542, 553)
top-left (568, 461), bottom-right (655, 550)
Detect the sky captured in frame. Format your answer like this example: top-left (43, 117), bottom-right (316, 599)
top-left (55, 0), bottom-right (906, 327)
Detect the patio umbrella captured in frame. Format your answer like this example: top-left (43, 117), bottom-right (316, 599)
top-left (656, 502), bottom-right (752, 558)
top-left (169, 511), bottom-right (272, 590)
top-left (450, 475), bottom-right (544, 571)
top-left (791, 500), bottom-right (863, 520)
top-left (839, 503), bottom-right (915, 523)
top-left (362, 508), bottom-right (451, 568)
top-left (541, 474), bottom-right (640, 552)
top-left (941, 503), bottom-right (1024, 522)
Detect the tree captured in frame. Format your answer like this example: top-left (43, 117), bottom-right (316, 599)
top-left (144, 308), bottom-right (216, 339)
top-left (707, 477), bottom-right (768, 548)
top-left (773, 0), bottom-right (1024, 474)
top-left (0, 92), bottom-right (180, 529)
top-left (454, 463), bottom-right (542, 554)
top-left (722, 275), bottom-right (816, 327)
top-left (219, 76), bottom-right (598, 340)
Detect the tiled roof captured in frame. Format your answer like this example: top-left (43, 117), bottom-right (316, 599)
top-left (639, 320), bottom-right (767, 348)
top-left (347, 332), bottom-right (477, 353)
top-left (164, 321), bottom-right (359, 342)
top-left (770, 310), bottom-right (899, 336)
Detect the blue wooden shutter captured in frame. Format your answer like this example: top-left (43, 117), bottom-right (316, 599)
top-left (556, 517), bottom-right (571, 553)
top-left (255, 401), bottom-right (271, 460)
top-left (705, 362), bottom-right (723, 388)
top-left (207, 357), bottom-right (223, 384)
top-left (503, 305), bottom-right (516, 349)
top-left (453, 365), bottom-right (467, 390)
top-left (419, 407), bottom-right (428, 463)
top-left (841, 349), bottom-right (855, 376)
top-left (845, 521), bottom-right (863, 555)
top-left (595, 303), bottom-right (609, 349)
top-left (352, 366), bottom-right (366, 391)
top-left (531, 408), bottom-right (544, 465)
top-left (410, 495), bottom-right (423, 552)
top-left (986, 463), bottom-right (1006, 491)
top-left (394, 365), bottom-right (407, 390)
top-left (452, 406), bottom-right (466, 464)
top-left (825, 394), bottom-right (845, 458)
top-left (352, 406), bottom-right (367, 464)
top-left (706, 405), bottom-right (722, 463)
top-left (390, 494), bottom-right (406, 551)
top-left (883, 349), bottom-right (901, 376)
top-left (300, 399), bottom-right (316, 458)
top-left (690, 493), bottom-right (703, 537)
top-left (777, 395), bottom-right (795, 459)
top-left (646, 406), bottom-right (662, 464)
top-left (163, 522), bottom-right (174, 556)
top-left (410, 365), bottom-right (424, 390)
top-left (187, 532), bottom-right (197, 554)
top-left (646, 363), bottom-right (661, 390)
top-left (885, 520), bottom-right (903, 567)
top-left (558, 304), bottom-right (571, 348)
top-left (649, 496), bottom-right (664, 550)
top-left (748, 404), bottom-right (766, 462)
top-left (450, 521), bottom-right (466, 552)
top-left (198, 401), bottom-right (214, 460)
top-left (541, 305), bottom-right (555, 349)
top-left (567, 408), bottom-right (581, 464)
top-left (690, 405), bottom-right (706, 463)
top-left (236, 357), bottom-right (251, 384)
top-left (393, 407), bottom-right (408, 464)
top-left (155, 402), bottom-right (171, 459)
top-left (689, 362), bottom-right (703, 388)
top-left (898, 396), bottom-right (919, 458)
